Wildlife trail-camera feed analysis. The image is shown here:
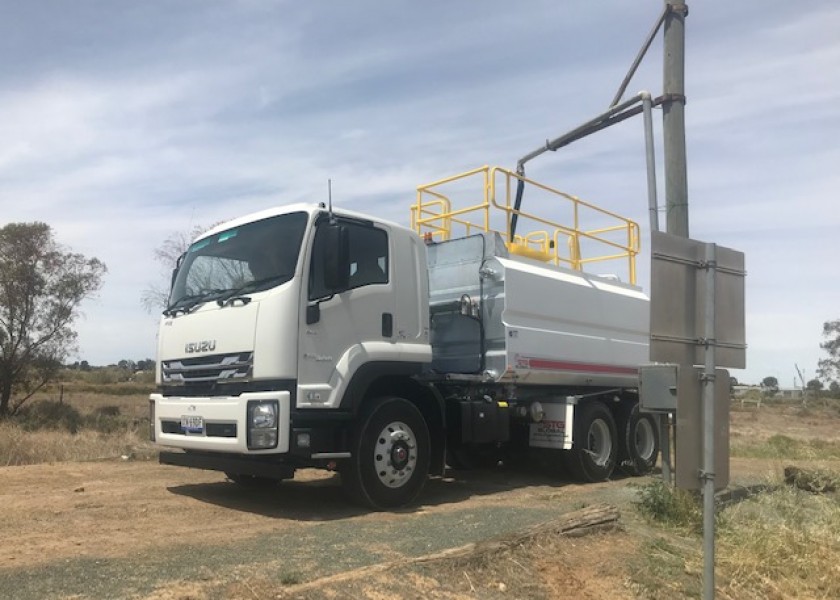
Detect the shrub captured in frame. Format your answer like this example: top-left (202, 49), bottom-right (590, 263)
top-left (85, 405), bottom-right (126, 433)
top-left (16, 400), bottom-right (84, 433)
top-left (634, 480), bottom-right (703, 533)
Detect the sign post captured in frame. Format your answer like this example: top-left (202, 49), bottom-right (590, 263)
top-left (648, 231), bottom-right (745, 600)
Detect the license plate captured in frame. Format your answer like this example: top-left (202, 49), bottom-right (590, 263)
top-left (180, 415), bottom-right (204, 433)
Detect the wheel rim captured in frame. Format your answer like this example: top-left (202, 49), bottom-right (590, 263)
top-left (373, 420), bottom-right (417, 489)
top-left (585, 418), bottom-right (612, 467)
top-left (634, 417), bottom-right (656, 462)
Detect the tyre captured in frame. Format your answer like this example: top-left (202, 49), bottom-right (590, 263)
top-left (225, 473), bottom-right (279, 488)
top-left (562, 400), bottom-right (618, 482)
top-left (617, 403), bottom-right (659, 476)
top-left (341, 397), bottom-right (431, 509)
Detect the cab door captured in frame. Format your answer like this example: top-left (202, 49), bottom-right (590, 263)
top-left (297, 217), bottom-right (395, 409)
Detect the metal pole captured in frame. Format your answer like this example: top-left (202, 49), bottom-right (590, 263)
top-left (610, 7), bottom-right (668, 108)
top-left (641, 92), bottom-right (672, 485)
top-left (517, 93), bottom-right (647, 173)
top-left (642, 93), bottom-right (659, 234)
top-left (702, 242), bottom-right (717, 600)
top-left (662, 1), bottom-right (689, 237)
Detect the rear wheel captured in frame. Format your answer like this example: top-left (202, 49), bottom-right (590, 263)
top-left (342, 397), bottom-right (431, 509)
top-left (562, 401), bottom-right (618, 482)
top-left (617, 403), bottom-right (659, 475)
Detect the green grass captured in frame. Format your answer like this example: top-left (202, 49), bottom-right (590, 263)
top-left (634, 480), bottom-right (704, 533)
top-left (279, 572), bottom-right (303, 585)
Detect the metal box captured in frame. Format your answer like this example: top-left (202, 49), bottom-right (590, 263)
top-left (639, 364), bottom-right (678, 412)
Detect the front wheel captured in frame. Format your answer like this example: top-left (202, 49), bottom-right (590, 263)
top-left (562, 401), bottom-right (618, 482)
top-left (342, 397), bottom-right (431, 510)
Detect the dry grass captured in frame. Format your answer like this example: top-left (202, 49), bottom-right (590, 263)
top-left (633, 475), bottom-right (840, 599)
top-left (731, 434), bottom-right (840, 460)
top-left (0, 392), bottom-right (155, 466)
top-left (716, 483), bottom-right (840, 599)
top-left (0, 421), bottom-right (155, 466)
top-left (22, 388), bottom-right (152, 419)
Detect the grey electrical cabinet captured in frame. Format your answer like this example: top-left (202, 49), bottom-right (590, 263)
top-left (639, 364), bottom-right (678, 412)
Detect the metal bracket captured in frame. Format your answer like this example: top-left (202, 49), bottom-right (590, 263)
top-left (666, 2), bottom-right (689, 17)
top-left (698, 469), bottom-right (715, 482)
top-left (699, 371), bottom-right (717, 383)
top-left (659, 92), bottom-right (687, 106)
top-left (650, 334), bottom-right (747, 352)
top-left (698, 337), bottom-right (717, 349)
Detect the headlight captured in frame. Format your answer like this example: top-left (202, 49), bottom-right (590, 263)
top-left (248, 401), bottom-right (279, 449)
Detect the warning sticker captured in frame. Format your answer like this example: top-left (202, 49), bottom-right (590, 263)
top-left (529, 419), bottom-right (566, 449)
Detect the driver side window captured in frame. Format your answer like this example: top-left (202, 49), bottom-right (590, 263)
top-left (309, 222), bottom-right (388, 300)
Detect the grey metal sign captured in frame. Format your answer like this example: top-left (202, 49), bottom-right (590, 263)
top-left (649, 231), bottom-right (746, 368)
top-left (675, 366), bottom-right (731, 491)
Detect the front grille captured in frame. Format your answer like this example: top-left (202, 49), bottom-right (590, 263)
top-left (162, 351), bottom-right (253, 385)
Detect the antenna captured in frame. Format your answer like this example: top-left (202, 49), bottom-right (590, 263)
top-left (328, 178), bottom-right (335, 223)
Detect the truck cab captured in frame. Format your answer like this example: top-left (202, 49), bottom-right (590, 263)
top-left (151, 204), bottom-right (439, 507)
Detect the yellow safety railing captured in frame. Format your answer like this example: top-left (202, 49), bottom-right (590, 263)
top-left (411, 165), bottom-right (640, 284)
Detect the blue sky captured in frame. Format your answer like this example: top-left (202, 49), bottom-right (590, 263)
top-left (1, 1), bottom-right (837, 385)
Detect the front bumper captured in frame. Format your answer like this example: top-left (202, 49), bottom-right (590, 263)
top-left (150, 391), bottom-right (291, 453)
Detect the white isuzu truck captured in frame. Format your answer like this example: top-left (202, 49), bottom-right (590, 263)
top-left (151, 165), bottom-right (658, 509)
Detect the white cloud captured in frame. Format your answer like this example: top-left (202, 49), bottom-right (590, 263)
top-left (0, 1), bottom-right (837, 383)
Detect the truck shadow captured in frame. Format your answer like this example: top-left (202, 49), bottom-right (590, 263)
top-left (166, 464), bottom-right (580, 521)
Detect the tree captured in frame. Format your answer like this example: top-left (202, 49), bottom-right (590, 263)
top-left (0, 222), bottom-right (106, 417)
top-left (117, 359), bottom-right (137, 372)
top-left (761, 376), bottom-right (779, 391)
top-left (136, 358), bottom-right (155, 371)
top-left (817, 319), bottom-right (840, 382)
top-left (829, 381), bottom-right (840, 399)
top-left (806, 379), bottom-right (823, 393)
top-left (141, 224), bottom-right (214, 312)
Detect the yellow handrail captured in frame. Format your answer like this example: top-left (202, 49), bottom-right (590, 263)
top-left (413, 165), bottom-right (640, 284)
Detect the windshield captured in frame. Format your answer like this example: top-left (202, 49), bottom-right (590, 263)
top-left (168, 211), bottom-right (308, 309)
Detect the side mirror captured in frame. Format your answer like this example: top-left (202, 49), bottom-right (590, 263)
top-left (170, 252), bottom-right (186, 291)
top-left (323, 223), bottom-right (350, 291)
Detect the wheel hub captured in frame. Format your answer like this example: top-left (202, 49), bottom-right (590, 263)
top-left (635, 418), bottom-right (656, 460)
top-left (391, 441), bottom-right (410, 471)
top-left (585, 418), bottom-right (612, 467)
top-left (374, 421), bottom-right (417, 489)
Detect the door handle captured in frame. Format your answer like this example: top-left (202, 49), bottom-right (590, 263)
top-left (381, 313), bottom-right (393, 337)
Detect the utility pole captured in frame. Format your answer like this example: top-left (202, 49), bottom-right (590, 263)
top-left (663, 1), bottom-right (689, 237)
top-left (664, 3), bottom-right (718, 600)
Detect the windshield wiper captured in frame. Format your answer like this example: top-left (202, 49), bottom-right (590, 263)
top-left (216, 274), bottom-right (291, 307)
top-left (163, 288), bottom-right (228, 317)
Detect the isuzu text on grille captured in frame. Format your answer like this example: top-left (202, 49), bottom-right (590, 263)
top-left (184, 340), bottom-right (216, 353)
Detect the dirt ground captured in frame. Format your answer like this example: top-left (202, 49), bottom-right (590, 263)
top-left (1, 402), bottom-right (838, 600)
